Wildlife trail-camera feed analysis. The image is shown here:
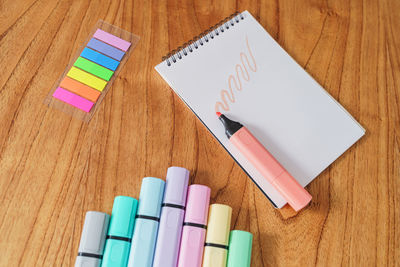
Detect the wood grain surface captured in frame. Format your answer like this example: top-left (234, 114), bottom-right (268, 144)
top-left (0, 0), bottom-right (399, 266)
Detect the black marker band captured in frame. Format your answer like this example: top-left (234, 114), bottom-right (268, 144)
top-left (183, 222), bottom-right (207, 229)
top-left (78, 252), bottom-right (103, 259)
top-left (162, 203), bottom-right (185, 210)
top-left (106, 235), bottom-right (131, 243)
top-left (205, 243), bottom-right (229, 250)
top-left (136, 214), bottom-right (160, 222)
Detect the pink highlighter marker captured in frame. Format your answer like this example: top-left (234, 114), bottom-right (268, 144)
top-left (177, 185), bottom-right (210, 267)
top-left (217, 113), bottom-right (312, 211)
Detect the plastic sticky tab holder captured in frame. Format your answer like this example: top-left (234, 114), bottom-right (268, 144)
top-left (45, 20), bottom-right (139, 122)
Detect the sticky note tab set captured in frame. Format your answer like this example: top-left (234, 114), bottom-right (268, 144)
top-left (53, 29), bottom-right (129, 111)
top-left (46, 21), bottom-right (139, 121)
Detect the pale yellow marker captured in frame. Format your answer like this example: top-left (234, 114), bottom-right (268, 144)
top-left (202, 204), bottom-right (232, 267)
top-left (67, 67), bottom-right (107, 91)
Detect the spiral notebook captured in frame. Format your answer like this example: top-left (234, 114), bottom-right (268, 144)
top-left (155, 10), bottom-right (365, 208)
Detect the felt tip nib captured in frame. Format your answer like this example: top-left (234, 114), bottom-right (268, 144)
top-left (216, 112), bottom-right (222, 117)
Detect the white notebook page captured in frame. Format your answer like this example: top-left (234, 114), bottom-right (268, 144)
top-left (155, 10), bottom-right (365, 208)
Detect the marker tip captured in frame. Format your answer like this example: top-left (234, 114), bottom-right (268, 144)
top-left (216, 112), bottom-right (222, 117)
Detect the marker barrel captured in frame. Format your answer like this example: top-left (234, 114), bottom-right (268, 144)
top-left (218, 114), bottom-right (312, 211)
top-left (75, 211), bottom-right (110, 267)
top-left (127, 177), bottom-right (165, 267)
top-left (227, 230), bottom-right (253, 267)
top-left (177, 185), bottom-right (211, 267)
top-left (153, 167), bottom-right (189, 267)
top-left (230, 127), bottom-right (312, 211)
top-left (202, 204), bottom-right (232, 267)
top-left (102, 196), bottom-right (138, 267)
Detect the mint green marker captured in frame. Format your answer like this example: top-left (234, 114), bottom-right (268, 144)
top-left (227, 230), bottom-right (253, 267)
top-left (101, 196), bottom-right (138, 267)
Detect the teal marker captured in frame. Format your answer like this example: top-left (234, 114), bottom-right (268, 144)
top-left (226, 230), bottom-right (253, 267)
top-left (101, 196), bottom-right (138, 267)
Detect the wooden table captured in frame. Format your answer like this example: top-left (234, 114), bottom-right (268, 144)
top-left (0, 0), bottom-right (398, 266)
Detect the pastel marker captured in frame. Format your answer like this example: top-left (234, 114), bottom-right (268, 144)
top-left (127, 177), bottom-right (165, 267)
top-left (87, 38), bottom-right (125, 61)
top-left (202, 204), bottom-right (232, 267)
top-left (75, 211), bottom-right (110, 267)
top-left (93, 29), bottom-right (131, 52)
top-left (177, 184), bottom-right (210, 267)
top-left (153, 167), bottom-right (189, 267)
top-left (101, 196), bottom-right (138, 267)
top-left (216, 113), bottom-right (312, 211)
top-left (226, 230), bottom-right (253, 267)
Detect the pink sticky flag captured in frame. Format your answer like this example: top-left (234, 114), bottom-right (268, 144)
top-left (53, 87), bottom-right (94, 112)
top-left (93, 29), bottom-right (131, 51)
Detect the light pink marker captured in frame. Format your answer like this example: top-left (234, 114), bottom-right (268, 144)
top-left (53, 87), bottom-right (94, 112)
top-left (177, 184), bottom-right (210, 267)
top-left (217, 113), bottom-right (312, 212)
top-left (93, 29), bottom-right (131, 51)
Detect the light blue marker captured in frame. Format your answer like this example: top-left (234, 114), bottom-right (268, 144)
top-left (127, 177), bottom-right (165, 267)
top-left (80, 47), bottom-right (120, 71)
top-left (101, 196), bottom-right (138, 267)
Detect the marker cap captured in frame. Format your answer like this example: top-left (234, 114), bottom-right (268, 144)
top-left (205, 204), bottom-right (232, 245)
top-left (137, 177), bottom-right (165, 217)
top-left (77, 211), bottom-right (110, 255)
top-left (227, 230), bottom-right (253, 267)
top-left (272, 171), bottom-right (312, 211)
top-left (184, 185), bottom-right (211, 225)
top-left (108, 196), bottom-right (138, 238)
top-left (164, 167), bottom-right (190, 206)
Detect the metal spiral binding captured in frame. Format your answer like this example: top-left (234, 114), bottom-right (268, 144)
top-left (162, 12), bottom-right (245, 66)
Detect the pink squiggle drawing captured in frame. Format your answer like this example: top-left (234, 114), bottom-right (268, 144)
top-left (217, 74), bottom-right (242, 111)
top-left (215, 36), bottom-right (257, 113)
top-left (236, 61), bottom-right (249, 83)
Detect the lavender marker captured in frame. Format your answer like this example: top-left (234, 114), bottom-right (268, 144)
top-left (152, 167), bottom-right (189, 267)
